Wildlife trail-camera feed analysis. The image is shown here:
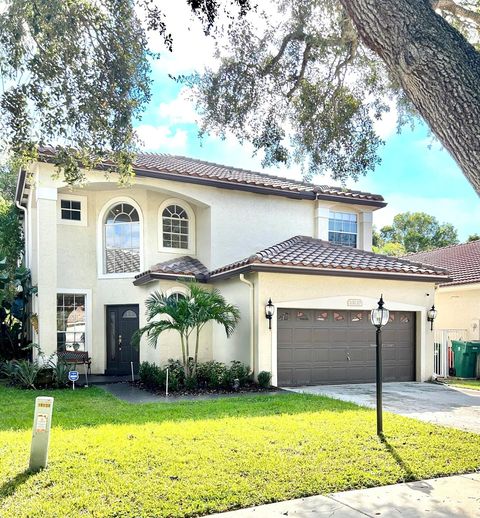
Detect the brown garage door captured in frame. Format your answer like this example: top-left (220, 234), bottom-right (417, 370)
top-left (277, 309), bottom-right (415, 386)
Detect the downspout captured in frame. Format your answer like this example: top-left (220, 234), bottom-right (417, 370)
top-left (239, 273), bottom-right (255, 375)
top-left (15, 169), bottom-right (28, 269)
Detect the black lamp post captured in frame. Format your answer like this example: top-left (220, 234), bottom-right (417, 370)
top-left (427, 305), bottom-right (437, 331)
top-left (265, 298), bottom-right (275, 330)
top-left (370, 295), bottom-right (390, 436)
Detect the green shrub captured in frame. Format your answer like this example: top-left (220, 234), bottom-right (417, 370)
top-left (166, 371), bottom-right (179, 392)
top-left (228, 361), bottom-right (251, 387)
top-left (196, 361), bottom-right (227, 389)
top-left (0, 359), bottom-right (18, 383)
top-left (12, 359), bottom-right (41, 389)
top-left (184, 375), bottom-right (198, 391)
top-left (139, 362), bottom-right (166, 390)
top-left (257, 371), bottom-right (272, 389)
top-left (165, 359), bottom-right (185, 386)
top-left (50, 359), bottom-right (70, 388)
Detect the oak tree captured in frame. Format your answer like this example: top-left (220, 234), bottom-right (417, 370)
top-left (187, 0), bottom-right (480, 192)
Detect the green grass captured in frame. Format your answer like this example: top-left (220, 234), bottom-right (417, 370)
top-left (445, 379), bottom-right (480, 391)
top-left (1, 386), bottom-right (480, 518)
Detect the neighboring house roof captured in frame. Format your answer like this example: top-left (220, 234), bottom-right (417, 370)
top-left (36, 146), bottom-right (386, 207)
top-left (134, 256), bottom-right (210, 285)
top-left (209, 236), bottom-right (451, 282)
top-left (404, 240), bottom-right (480, 287)
top-left (135, 236), bottom-right (451, 285)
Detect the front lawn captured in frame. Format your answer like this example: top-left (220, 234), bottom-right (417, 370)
top-left (1, 387), bottom-right (480, 518)
top-left (446, 378), bottom-right (480, 391)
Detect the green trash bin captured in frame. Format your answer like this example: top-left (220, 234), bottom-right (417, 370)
top-left (452, 340), bottom-right (480, 378)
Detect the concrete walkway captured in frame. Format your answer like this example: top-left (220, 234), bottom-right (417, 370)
top-left (286, 382), bottom-right (480, 433)
top-left (101, 382), bottom-right (281, 403)
top-left (212, 473), bottom-right (480, 517)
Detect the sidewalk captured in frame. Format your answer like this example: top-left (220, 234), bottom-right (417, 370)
top-left (211, 473), bottom-right (480, 517)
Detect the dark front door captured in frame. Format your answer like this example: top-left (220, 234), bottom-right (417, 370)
top-left (106, 305), bottom-right (140, 375)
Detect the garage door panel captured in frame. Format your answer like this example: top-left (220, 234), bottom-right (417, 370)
top-left (277, 348), bottom-right (293, 363)
top-left (293, 348), bottom-right (313, 363)
top-left (278, 309), bottom-right (415, 386)
top-left (277, 328), bottom-right (293, 343)
top-left (293, 328), bottom-right (313, 343)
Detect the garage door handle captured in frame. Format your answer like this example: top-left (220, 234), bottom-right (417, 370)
top-left (346, 353), bottom-right (351, 361)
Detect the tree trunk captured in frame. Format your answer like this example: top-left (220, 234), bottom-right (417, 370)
top-left (339, 0), bottom-right (480, 194)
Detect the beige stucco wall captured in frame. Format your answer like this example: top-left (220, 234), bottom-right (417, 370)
top-left (434, 284), bottom-right (480, 340)
top-left (28, 161), bottom-right (383, 375)
top-left (252, 272), bottom-right (437, 384)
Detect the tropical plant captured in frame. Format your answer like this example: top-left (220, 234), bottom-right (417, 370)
top-left (11, 359), bottom-right (41, 389)
top-left (135, 284), bottom-right (240, 377)
top-left (49, 358), bottom-right (70, 388)
top-left (188, 283), bottom-right (240, 375)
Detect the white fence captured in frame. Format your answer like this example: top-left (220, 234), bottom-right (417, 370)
top-left (433, 329), bottom-right (467, 377)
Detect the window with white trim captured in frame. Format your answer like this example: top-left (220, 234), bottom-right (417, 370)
top-left (58, 194), bottom-right (87, 226)
top-left (60, 199), bottom-right (82, 221)
top-left (328, 211), bottom-right (357, 248)
top-left (104, 203), bottom-right (140, 274)
top-left (57, 293), bottom-right (86, 352)
top-left (162, 204), bottom-right (189, 249)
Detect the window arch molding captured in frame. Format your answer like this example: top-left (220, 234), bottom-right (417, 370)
top-left (158, 198), bottom-right (195, 254)
top-left (97, 196), bottom-right (144, 279)
top-left (164, 285), bottom-right (189, 302)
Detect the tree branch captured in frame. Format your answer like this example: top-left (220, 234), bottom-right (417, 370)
top-left (287, 42), bottom-right (312, 97)
top-left (432, 0), bottom-right (480, 26)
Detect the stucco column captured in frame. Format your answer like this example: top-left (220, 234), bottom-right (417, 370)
top-left (36, 187), bottom-right (58, 361)
top-left (314, 205), bottom-right (330, 240)
top-left (358, 212), bottom-right (373, 251)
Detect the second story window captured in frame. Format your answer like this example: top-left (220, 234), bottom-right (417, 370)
top-left (61, 199), bottom-right (81, 221)
top-left (328, 211), bottom-right (357, 248)
top-left (104, 203), bottom-right (140, 274)
top-left (162, 205), bottom-right (189, 249)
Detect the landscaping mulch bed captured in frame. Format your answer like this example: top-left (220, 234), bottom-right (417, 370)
top-left (131, 380), bottom-right (281, 397)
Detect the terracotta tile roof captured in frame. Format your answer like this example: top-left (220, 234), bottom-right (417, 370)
top-left (134, 256), bottom-right (209, 285)
top-left (209, 236), bottom-right (451, 281)
top-left (37, 146), bottom-right (385, 206)
top-left (404, 240), bottom-right (480, 286)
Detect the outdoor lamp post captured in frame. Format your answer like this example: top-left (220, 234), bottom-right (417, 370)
top-left (265, 298), bottom-right (275, 330)
top-left (427, 305), bottom-right (437, 331)
top-left (370, 295), bottom-right (390, 436)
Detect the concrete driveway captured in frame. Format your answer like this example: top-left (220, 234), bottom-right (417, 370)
top-left (287, 382), bottom-right (480, 433)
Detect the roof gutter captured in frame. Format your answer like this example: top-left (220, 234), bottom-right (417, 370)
top-left (209, 263), bottom-right (452, 284)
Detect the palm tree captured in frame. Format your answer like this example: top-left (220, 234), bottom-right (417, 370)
top-left (134, 283), bottom-right (240, 377)
top-left (188, 283), bottom-right (240, 374)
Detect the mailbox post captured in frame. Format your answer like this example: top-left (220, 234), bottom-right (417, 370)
top-left (29, 396), bottom-right (54, 471)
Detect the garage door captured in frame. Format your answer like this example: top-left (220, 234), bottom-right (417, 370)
top-left (277, 309), bottom-right (415, 386)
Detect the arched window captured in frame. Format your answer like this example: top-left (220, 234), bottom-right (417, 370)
top-left (104, 203), bottom-right (140, 274)
top-left (162, 204), bottom-right (189, 249)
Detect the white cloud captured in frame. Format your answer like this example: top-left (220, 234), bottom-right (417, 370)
top-left (373, 104), bottom-right (398, 140)
top-left (145, 2), bottom-right (218, 76)
top-left (135, 124), bottom-right (188, 152)
top-left (158, 88), bottom-right (198, 124)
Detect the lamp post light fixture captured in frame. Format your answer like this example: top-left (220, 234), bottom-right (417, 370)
top-left (370, 295), bottom-right (390, 436)
top-left (265, 298), bottom-right (275, 330)
top-left (427, 305), bottom-right (437, 331)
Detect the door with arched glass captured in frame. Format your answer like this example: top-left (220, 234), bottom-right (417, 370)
top-left (106, 304), bottom-right (140, 375)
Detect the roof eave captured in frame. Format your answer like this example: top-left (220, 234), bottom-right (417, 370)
top-left (209, 263), bottom-right (452, 283)
top-left (133, 271), bottom-right (207, 286)
top-left (37, 150), bottom-right (386, 207)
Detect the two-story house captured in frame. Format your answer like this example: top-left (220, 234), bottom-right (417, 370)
top-left (15, 148), bottom-right (450, 386)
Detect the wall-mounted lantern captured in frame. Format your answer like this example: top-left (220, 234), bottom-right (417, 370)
top-left (265, 298), bottom-right (275, 330)
top-left (427, 305), bottom-right (437, 331)
top-left (370, 295), bottom-right (390, 436)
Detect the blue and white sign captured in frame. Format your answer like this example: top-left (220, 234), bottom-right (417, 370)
top-left (68, 371), bottom-right (79, 382)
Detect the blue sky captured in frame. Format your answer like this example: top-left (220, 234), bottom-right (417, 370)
top-left (133, 3), bottom-right (480, 241)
